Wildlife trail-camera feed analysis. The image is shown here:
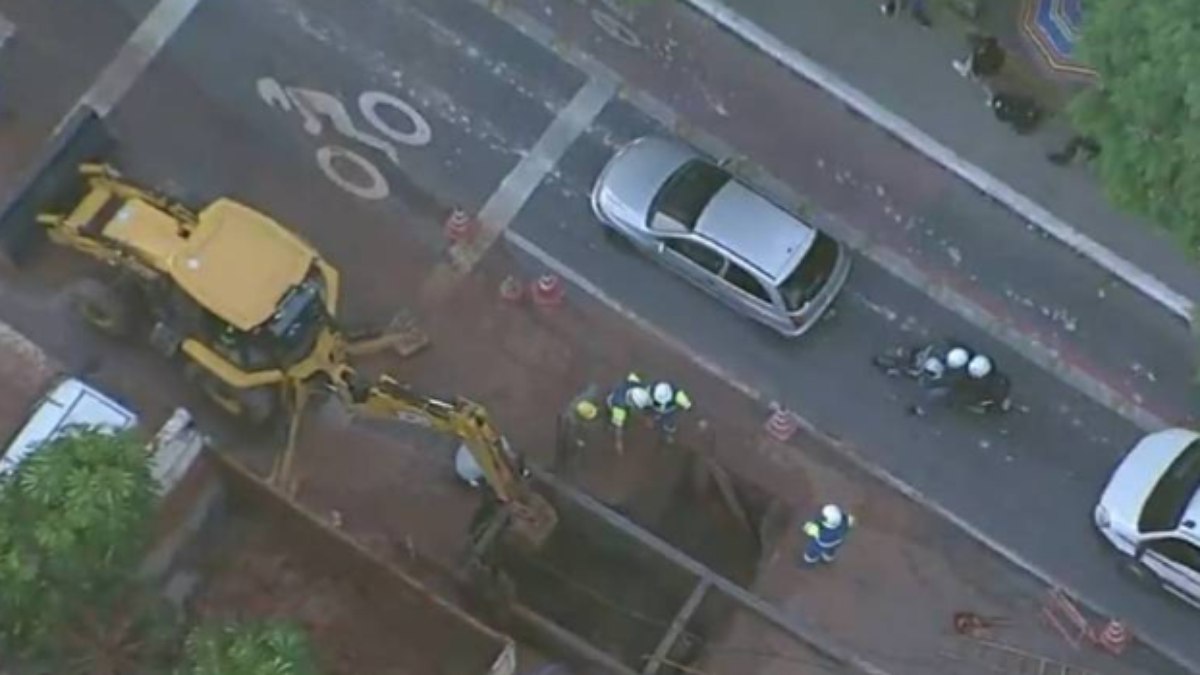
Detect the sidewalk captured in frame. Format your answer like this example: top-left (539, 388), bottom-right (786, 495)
top-left (682, 0), bottom-right (1200, 318)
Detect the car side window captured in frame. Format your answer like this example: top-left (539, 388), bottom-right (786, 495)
top-left (723, 262), bottom-right (771, 304)
top-left (1148, 538), bottom-right (1200, 574)
top-left (664, 239), bottom-right (724, 274)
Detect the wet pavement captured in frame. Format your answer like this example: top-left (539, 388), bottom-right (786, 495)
top-left (0, 0), bottom-right (1194, 671)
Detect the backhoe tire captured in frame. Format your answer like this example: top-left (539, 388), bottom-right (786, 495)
top-left (184, 363), bottom-right (277, 426)
top-left (71, 278), bottom-right (134, 338)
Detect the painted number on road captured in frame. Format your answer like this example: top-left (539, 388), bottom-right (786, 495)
top-left (256, 77), bottom-right (433, 201)
top-left (569, 0), bottom-right (644, 50)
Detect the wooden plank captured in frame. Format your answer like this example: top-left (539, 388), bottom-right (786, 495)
top-left (643, 579), bottom-right (710, 675)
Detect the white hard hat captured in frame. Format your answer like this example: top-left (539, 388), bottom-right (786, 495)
top-left (821, 504), bottom-right (844, 528)
top-left (922, 357), bottom-right (945, 378)
top-left (946, 347), bottom-right (970, 369)
top-left (652, 382), bottom-right (674, 406)
top-left (967, 355), bottom-right (993, 379)
top-left (628, 387), bottom-right (652, 409)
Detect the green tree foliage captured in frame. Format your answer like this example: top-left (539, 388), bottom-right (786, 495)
top-left (1071, 0), bottom-right (1200, 248)
top-left (0, 427), bottom-right (158, 667)
top-left (178, 620), bottom-right (321, 675)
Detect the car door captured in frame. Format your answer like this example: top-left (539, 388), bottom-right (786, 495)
top-left (718, 259), bottom-right (788, 331)
top-left (657, 237), bottom-right (726, 298)
top-left (1139, 537), bottom-right (1200, 607)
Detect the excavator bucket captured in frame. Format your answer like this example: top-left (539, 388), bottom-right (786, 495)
top-left (0, 106), bottom-right (113, 267)
top-left (506, 490), bottom-right (559, 551)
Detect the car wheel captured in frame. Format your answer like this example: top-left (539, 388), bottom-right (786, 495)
top-left (1117, 558), bottom-right (1159, 590)
top-left (71, 278), bottom-right (135, 338)
top-left (601, 225), bottom-right (632, 250)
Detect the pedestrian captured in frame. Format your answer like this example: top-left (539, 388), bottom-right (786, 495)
top-left (800, 504), bottom-right (855, 566)
top-left (1047, 134), bottom-right (1100, 166)
top-left (605, 372), bottom-right (651, 453)
top-left (880, 0), bottom-right (931, 28)
top-left (988, 91), bottom-right (1042, 134)
top-left (953, 33), bottom-right (1006, 79)
top-left (648, 381), bottom-right (693, 440)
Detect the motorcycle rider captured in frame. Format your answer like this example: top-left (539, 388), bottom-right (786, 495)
top-left (911, 344), bottom-right (975, 415)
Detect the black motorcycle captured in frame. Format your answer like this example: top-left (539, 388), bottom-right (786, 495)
top-left (872, 344), bottom-right (1012, 415)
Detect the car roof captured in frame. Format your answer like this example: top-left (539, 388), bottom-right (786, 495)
top-left (1108, 428), bottom-right (1198, 504)
top-left (594, 136), bottom-right (697, 228)
top-left (694, 181), bottom-right (815, 281)
top-left (1, 378), bottom-right (138, 474)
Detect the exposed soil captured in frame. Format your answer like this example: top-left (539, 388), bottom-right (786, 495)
top-left (190, 505), bottom-right (506, 675)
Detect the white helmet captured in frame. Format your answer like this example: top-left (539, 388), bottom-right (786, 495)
top-left (821, 504), bottom-right (844, 528)
top-left (652, 382), bottom-right (675, 406)
top-left (627, 386), bottom-right (652, 409)
top-left (921, 357), bottom-right (945, 379)
top-left (946, 347), bottom-right (970, 370)
top-left (967, 355), bottom-right (993, 379)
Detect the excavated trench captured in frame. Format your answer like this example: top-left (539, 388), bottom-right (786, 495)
top-left (476, 420), bottom-right (780, 672)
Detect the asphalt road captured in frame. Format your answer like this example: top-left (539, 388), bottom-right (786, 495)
top-left (7, 0), bottom-right (1197, 670)
top-left (502, 0), bottom-right (1197, 428)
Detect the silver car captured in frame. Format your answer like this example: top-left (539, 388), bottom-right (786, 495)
top-left (591, 137), bottom-right (851, 337)
top-left (1095, 428), bottom-right (1200, 608)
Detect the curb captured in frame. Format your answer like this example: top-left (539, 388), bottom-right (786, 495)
top-left (678, 0), bottom-right (1196, 326)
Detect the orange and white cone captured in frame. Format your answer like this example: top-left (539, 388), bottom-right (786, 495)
top-left (1093, 619), bottom-right (1130, 655)
top-left (444, 208), bottom-right (478, 244)
top-left (531, 274), bottom-right (565, 307)
top-left (764, 405), bottom-right (799, 442)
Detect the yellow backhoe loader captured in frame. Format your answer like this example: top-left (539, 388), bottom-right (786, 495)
top-left (35, 164), bottom-right (556, 547)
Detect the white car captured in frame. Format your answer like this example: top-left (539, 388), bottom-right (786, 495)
top-left (1095, 428), bottom-right (1200, 608)
top-left (0, 378), bottom-right (138, 475)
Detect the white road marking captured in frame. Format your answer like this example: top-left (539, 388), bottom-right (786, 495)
top-left (257, 76), bottom-right (434, 201)
top-left (468, 75), bottom-right (616, 268)
top-left (358, 90), bottom-right (432, 147)
top-left (316, 146), bottom-right (390, 201)
top-left (81, 0), bottom-right (204, 116)
top-left (0, 12), bottom-right (15, 49)
top-left (421, 74), bottom-right (617, 300)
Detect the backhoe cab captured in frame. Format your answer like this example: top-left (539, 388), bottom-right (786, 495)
top-left (36, 164), bottom-right (557, 547)
top-left (38, 164), bottom-right (341, 423)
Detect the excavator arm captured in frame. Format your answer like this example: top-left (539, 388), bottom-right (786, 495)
top-left (338, 372), bottom-right (523, 504)
top-left (328, 370), bottom-right (558, 549)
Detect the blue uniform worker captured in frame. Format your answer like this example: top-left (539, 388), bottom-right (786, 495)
top-left (649, 381), bottom-right (692, 435)
top-left (605, 372), bottom-right (650, 429)
top-left (801, 504), bottom-right (855, 565)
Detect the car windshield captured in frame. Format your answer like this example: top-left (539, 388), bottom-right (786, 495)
top-left (778, 231), bottom-right (839, 311)
top-left (1140, 439), bottom-right (1200, 532)
top-left (650, 160), bottom-right (730, 231)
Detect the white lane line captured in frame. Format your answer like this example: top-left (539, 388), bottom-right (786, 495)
top-left (81, 0), bottom-right (203, 116)
top-left (421, 74), bottom-right (617, 301)
top-left (0, 12), bottom-right (15, 49)
top-left (463, 74), bottom-right (617, 269)
top-left (682, 0), bottom-right (1196, 325)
